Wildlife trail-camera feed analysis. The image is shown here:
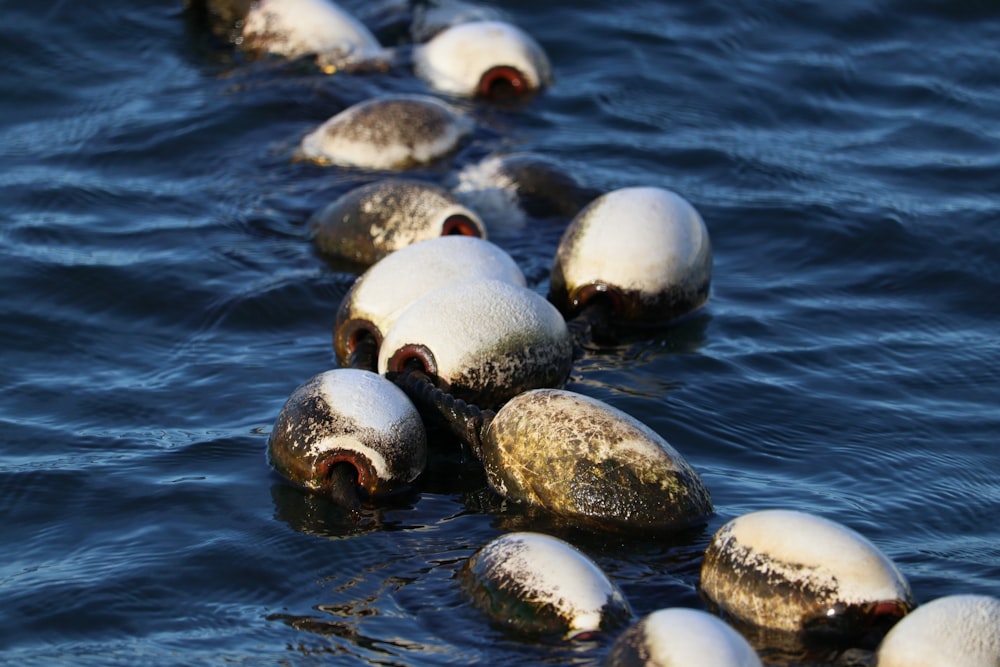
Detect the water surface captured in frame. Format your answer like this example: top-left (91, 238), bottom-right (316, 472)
top-left (2, 0), bottom-right (999, 664)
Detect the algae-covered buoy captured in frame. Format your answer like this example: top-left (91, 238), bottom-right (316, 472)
top-left (393, 377), bottom-right (712, 532)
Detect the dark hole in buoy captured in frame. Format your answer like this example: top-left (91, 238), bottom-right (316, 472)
top-left (387, 343), bottom-right (439, 378)
top-left (477, 65), bottom-right (530, 100)
top-left (328, 460), bottom-right (359, 486)
top-left (441, 214), bottom-right (482, 237)
top-left (565, 283), bottom-right (627, 345)
top-left (321, 459), bottom-right (364, 510)
top-left (573, 283), bottom-right (625, 320)
top-left (342, 321), bottom-right (382, 371)
top-left (349, 327), bottom-right (378, 354)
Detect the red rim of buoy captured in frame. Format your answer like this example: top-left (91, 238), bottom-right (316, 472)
top-left (868, 600), bottom-right (910, 623)
top-left (441, 213), bottom-right (482, 237)
top-left (478, 65), bottom-right (530, 99)
top-left (318, 450), bottom-right (376, 495)
top-left (345, 320), bottom-right (382, 353)
top-left (386, 343), bottom-right (439, 377)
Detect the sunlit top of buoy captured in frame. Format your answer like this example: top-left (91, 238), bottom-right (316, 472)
top-left (298, 95), bottom-right (473, 170)
top-left (241, 0), bottom-right (381, 60)
top-left (414, 20), bottom-right (552, 100)
top-left (334, 236), bottom-right (526, 368)
top-left (873, 594), bottom-right (1000, 667)
top-left (607, 608), bottom-right (763, 667)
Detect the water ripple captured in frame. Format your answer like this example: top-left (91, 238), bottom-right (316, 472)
top-left (2, 0), bottom-right (1000, 664)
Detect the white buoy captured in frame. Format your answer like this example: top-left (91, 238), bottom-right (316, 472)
top-left (268, 369), bottom-right (427, 500)
top-left (606, 608), bottom-right (763, 667)
top-left (309, 179), bottom-right (485, 266)
top-left (452, 153), bottom-right (596, 232)
top-left (414, 21), bottom-right (552, 99)
top-left (550, 186), bottom-right (712, 325)
top-left (873, 594), bottom-right (1000, 667)
top-left (377, 280), bottom-right (573, 409)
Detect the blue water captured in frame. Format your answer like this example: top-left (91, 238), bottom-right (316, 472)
top-left (2, 0), bottom-right (999, 664)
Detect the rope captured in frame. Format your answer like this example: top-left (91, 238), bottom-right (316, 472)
top-left (389, 369), bottom-right (495, 461)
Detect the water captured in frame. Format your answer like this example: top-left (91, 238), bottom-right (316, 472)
top-left (2, 0), bottom-right (999, 664)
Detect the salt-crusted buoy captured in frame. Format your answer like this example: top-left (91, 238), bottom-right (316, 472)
top-left (461, 531), bottom-right (631, 639)
top-left (414, 20), bottom-right (552, 100)
top-left (700, 509), bottom-right (913, 643)
top-left (309, 179), bottom-right (485, 267)
top-left (334, 236), bottom-right (525, 370)
top-left (268, 369), bottom-right (427, 506)
top-left (451, 153), bottom-right (599, 232)
top-left (873, 594), bottom-right (1000, 667)
top-left (606, 608), bottom-right (763, 667)
top-left (378, 280), bottom-right (573, 409)
top-left (298, 95), bottom-right (473, 170)
top-left (549, 186), bottom-right (712, 334)
top-left (241, 0), bottom-right (381, 60)
top-left (479, 389), bottom-right (712, 531)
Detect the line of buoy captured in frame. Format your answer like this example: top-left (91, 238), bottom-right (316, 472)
top-left (187, 1), bottom-right (1000, 664)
